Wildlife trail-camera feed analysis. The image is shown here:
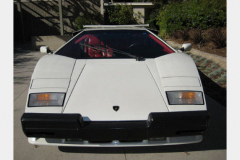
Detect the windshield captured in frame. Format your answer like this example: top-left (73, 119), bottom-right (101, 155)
top-left (55, 30), bottom-right (174, 59)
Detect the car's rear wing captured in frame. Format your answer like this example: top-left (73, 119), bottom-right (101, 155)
top-left (83, 24), bottom-right (149, 28)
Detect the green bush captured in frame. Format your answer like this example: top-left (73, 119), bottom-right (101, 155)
top-left (192, 55), bottom-right (197, 60)
top-left (203, 68), bottom-right (212, 74)
top-left (210, 62), bottom-right (219, 69)
top-left (201, 59), bottom-right (212, 68)
top-left (75, 13), bottom-right (103, 30)
top-left (208, 72), bottom-right (217, 78)
top-left (199, 57), bottom-right (206, 61)
top-left (156, 0), bottom-right (226, 36)
top-left (172, 30), bottom-right (180, 39)
top-left (146, 8), bottom-right (161, 30)
top-left (179, 28), bottom-right (190, 40)
top-left (216, 73), bottom-right (226, 83)
top-left (208, 69), bottom-right (222, 77)
top-left (209, 28), bottom-right (226, 48)
top-left (192, 28), bottom-right (204, 44)
top-left (106, 4), bottom-right (137, 25)
top-left (215, 68), bottom-right (225, 74)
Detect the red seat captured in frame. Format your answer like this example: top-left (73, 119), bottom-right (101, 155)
top-left (76, 34), bottom-right (113, 58)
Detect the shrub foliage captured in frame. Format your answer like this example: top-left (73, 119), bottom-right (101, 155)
top-left (192, 28), bottom-right (204, 44)
top-left (75, 13), bottom-right (103, 30)
top-left (156, 0), bottom-right (226, 37)
top-left (208, 28), bottom-right (226, 48)
top-left (179, 28), bottom-right (190, 41)
top-left (105, 5), bottom-right (137, 25)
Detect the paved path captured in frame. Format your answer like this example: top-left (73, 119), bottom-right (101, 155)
top-left (14, 46), bottom-right (226, 160)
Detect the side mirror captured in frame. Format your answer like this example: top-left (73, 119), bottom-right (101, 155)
top-left (40, 46), bottom-right (52, 54)
top-left (180, 43), bottom-right (192, 52)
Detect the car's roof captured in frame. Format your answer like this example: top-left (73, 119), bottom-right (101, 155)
top-left (72, 24), bottom-right (159, 36)
top-left (83, 24), bottom-right (149, 28)
top-left (82, 25), bottom-right (149, 31)
top-left (83, 28), bottom-right (147, 31)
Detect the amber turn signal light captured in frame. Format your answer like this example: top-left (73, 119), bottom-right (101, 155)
top-left (37, 94), bottom-right (50, 101)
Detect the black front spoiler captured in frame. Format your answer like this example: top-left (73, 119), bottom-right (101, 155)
top-left (21, 111), bottom-right (210, 141)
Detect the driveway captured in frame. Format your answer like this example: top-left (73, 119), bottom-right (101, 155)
top-left (14, 44), bottom-right (226, 160)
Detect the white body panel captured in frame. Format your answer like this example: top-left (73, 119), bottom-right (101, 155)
top-left (31, 79), bottom-right (70, 89)
top-left (62, 59), bottom-right (87, 111)
top-left (31, 55), bottom-right (76, 79)
top-left (161, 77), bottom-right (200, 87)
top-left (64, 59), bottom-right (168, 121)
top-left (155, 53), bottom-right (199, 78)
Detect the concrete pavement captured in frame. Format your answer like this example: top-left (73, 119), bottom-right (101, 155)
top-left (14, 45), bottom-right (226, 160)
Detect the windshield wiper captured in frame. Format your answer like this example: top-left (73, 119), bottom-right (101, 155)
top-left (97, 45), bottom-right (144, 61)
top-left (79, 43), bottom-right (144, 61)
top-left (79, 43), bottom-right (106, 52)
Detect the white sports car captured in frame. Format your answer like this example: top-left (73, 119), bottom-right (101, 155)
top-left (21, 25), bottom-right (209, 147)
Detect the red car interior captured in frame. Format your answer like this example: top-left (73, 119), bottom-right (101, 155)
top-left (148, 34), bottom-right (174, 53)
top-left (75, 34), bottom-right (113, 58)
top-left (73, 32), bottom-right (173, 58)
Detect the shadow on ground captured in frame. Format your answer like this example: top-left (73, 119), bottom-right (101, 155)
top-left (14, 42), bottom-right (43, 85)
top-left (198, 70), bottom-right (226, 107)
top-left (14, 42), bottom-right (38, 65)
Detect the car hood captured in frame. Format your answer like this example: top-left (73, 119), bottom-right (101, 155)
top-left (63, 59), bottom-right (168, 121)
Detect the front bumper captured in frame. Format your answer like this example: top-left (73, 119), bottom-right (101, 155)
top-left (27, 135), bottom-right (203, 147)
top-left (21, 111), bottom-right (209, 146)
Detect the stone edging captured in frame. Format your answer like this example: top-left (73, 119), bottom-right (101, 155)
top-left (166, 41), bottom-right (226, 69)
